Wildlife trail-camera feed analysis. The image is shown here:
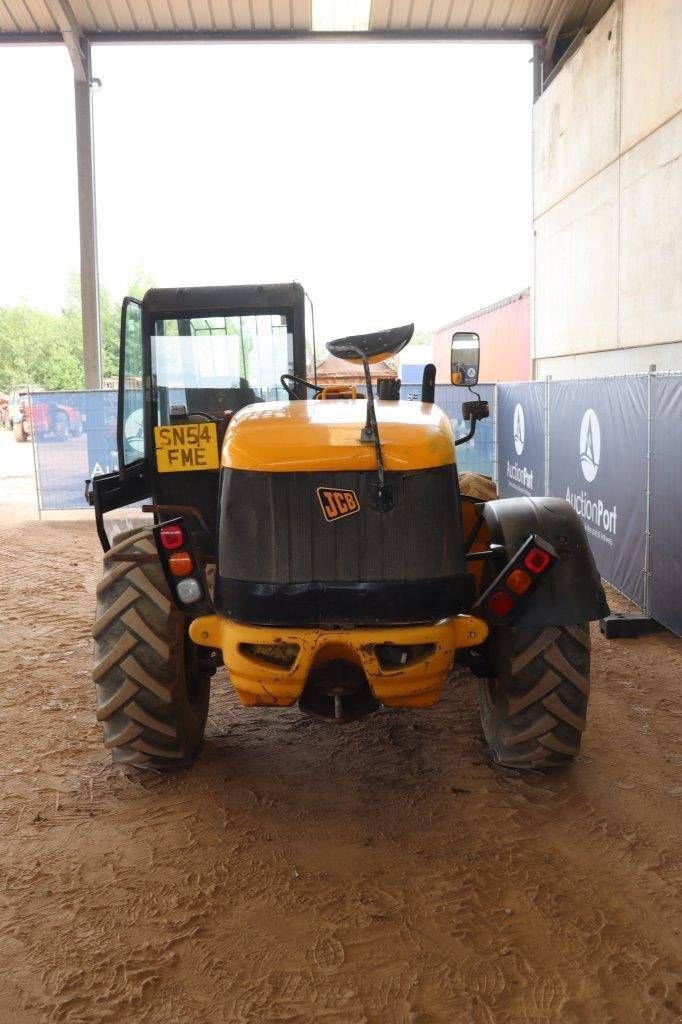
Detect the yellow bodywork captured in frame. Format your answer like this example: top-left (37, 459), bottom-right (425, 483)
top-left (199, 395), bottom-right (483, 712)
top-left (190, 614), bottom-right (488, 708)
top-left (221, 398), bottom-right (456, 473)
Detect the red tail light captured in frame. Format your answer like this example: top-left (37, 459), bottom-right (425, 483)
top-left (524, 547), bottom-right (552, 574)
top-left (160, 523), bottom-right (185, 550)
top-left (473, 535), bottom-right (557, 624)
top-left (488, 591), bottom-right (515, 617)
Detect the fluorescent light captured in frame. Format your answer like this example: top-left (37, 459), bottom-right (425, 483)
top-left (312, 0), bottom-right (372, 31)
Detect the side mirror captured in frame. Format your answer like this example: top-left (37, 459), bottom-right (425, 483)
top-left (451, 331), bottom-right (480, 386)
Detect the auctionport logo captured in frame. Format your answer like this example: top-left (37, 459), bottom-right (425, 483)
top-left (579, 409), bottom-right (600, 482)
top-left (566, 407), bottom-right (616, 541)
top-left (513, 403), bottom-right (525, 455)
top-left (124, 407), bottom-right (145, 455)
top-left (506, 402), bottom-right (533, 493)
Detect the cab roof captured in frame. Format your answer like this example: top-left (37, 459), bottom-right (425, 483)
top-left (142, 283), bottom-right (304, 316)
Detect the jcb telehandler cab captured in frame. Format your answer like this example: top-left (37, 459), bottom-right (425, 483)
top-left (89, 283), bottom-right (607, 770)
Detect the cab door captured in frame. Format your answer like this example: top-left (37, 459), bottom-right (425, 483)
top-left (89, 297), bottom-right (151, 550)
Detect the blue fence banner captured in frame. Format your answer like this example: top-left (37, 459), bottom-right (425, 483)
top-left (399, 383), bottom-right (496, 478)
top-left (429, 384), bottom-right (496, 479)
top-left (29, 390), bottom-right (118, 511)
top-left (650, 376), bottom-right (682, 635)
top-left (548, 376), bottom-right (648, 608)
top-left (496, 382), bottom-right (545, 498)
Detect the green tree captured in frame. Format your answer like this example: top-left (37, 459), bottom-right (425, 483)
top-left (0, 302), bottom-right (83, 392)
top-left (0, 269), bottom-right (155, 393)
top-left (99, 284), bottom-right (121, 381)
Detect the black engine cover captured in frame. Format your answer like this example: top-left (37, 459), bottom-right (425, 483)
top-left (215, 465), bottom-right (474, 626)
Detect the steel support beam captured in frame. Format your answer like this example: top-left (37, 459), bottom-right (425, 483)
top-left (47, 0), bottom-right (102, 387)
top-left (543, 0), bottom-right (572, 69)
top-left (74, 47), bottom-right (101, 388)
top-left (47, 0), bottom-right (88, 79)
top-left (0, 28), bottom-right (544, 45)
top-left (532, 41), bottom-right (543, 100)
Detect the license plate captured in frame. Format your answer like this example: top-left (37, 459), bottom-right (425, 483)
top-left (154, 423), bottom-right (220, 473)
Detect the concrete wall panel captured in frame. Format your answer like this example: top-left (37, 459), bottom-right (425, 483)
top-left (619, 111), bottom-right (682, 347)
top-left (534, 162), bottom-right (619, 358)
top-left (621, 0), bottom-right (682, 151)
top-left (536, 340), bottom-right (682, 379)
top-left (533, 0), bottom-right (682, 377)
top-left (533, 3), bottom-right (620, 218)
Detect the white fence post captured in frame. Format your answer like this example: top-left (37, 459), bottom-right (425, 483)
top-left (492, 382), bottom-right (498, 484)
top-left (643, 364), bottom-right (656, 616)
top-left (27, 389), bottom-right (43, 521)
top-left (544, 375), bottom-right (552, 495)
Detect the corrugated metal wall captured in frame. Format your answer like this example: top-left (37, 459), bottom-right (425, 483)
top-left (432, 291), bottom-right (531, 385)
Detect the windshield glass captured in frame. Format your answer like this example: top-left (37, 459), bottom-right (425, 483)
top-left (152, 312), bottom-right (294, 422)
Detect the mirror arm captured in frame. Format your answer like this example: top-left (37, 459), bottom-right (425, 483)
top-left (455, 399), bottom-right (489, 446)
top-left (346, 344), bottom-right (393, 512)
top-left (455, 419), bottom-right (478, 447)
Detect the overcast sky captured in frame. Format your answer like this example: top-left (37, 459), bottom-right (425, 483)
top-left (0, 40), bottom-right (532, 343)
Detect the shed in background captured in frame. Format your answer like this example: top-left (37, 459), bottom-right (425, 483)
top-left (432, 289), bottom-right (531, 384)
top-left (315, 352), bottom-right (397, 388)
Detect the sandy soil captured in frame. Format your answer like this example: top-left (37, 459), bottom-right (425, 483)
top-left (1, 429), bottom-right (681, 1024)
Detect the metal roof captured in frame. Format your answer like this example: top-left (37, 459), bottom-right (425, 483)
top-left (0, 0), bottom-right (613, 42)
top-left (436, 287), bottom-right (530, 333)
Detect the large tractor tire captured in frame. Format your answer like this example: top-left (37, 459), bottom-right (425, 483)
top-left (13, 420), bottom-right (28, 442)
top-left (92, 528), bottom-right (211, 768)
top-left (479, 622), bottom-right (591, 769)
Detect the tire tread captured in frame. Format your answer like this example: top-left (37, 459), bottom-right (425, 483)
top-left (92, 528), bottom-right (210, 769)
top-left (480, 622), bottom-right (591, 769)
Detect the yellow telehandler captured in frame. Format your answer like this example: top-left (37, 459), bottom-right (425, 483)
top-left (88, 284), bottom-right (607, 770)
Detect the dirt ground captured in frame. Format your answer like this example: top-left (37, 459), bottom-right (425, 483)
top-left (1, 430), bottom-right (681, 1024)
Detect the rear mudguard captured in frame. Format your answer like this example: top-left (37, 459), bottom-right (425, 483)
top-left (483, 496), bottom-right (609, 627)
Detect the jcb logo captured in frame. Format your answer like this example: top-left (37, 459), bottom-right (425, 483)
top-left (317, 487), bottom-right (360, 523)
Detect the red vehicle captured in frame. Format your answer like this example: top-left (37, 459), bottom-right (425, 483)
top-left (9, 386), bottom-right (83, 443)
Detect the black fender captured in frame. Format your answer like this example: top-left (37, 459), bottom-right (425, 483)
top-left (482, 496), bottom-right (609, 627)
